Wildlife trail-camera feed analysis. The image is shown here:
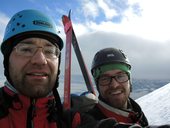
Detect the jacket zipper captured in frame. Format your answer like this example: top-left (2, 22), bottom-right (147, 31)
top-left (27, 98), bottom-right (36, 128)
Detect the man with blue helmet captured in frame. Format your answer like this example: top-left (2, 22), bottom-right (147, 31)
top-left (0, 9), bottom-right (97, 128)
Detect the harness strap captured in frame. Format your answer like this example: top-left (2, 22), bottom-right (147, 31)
top-left (50, 88), bottom-right (64, 128)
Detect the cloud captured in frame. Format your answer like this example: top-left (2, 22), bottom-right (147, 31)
top-left (80, 0), bottom-right (99, 19)
top-left (0, 12), bottom-right (9, 42)
top-left (62, 31), bottom-right (170, 80)
top-left (97, 0), bottom-right (117, 20)
top-left (122, 0), bottom-right (170, 42)
top-left (0, 12), bottom-right (9, 80)
top-left (75, 0), bottom-right (170, 42)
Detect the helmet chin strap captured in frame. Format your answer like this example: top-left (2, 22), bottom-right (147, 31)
top-left (51, 54), bottom-right (63, 125)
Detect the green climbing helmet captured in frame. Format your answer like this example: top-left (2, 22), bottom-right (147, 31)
top-left (1, 9), bottom-right (63, 54)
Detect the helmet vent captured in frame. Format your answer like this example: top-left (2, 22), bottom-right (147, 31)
top-left (16, 14), bottom-right (23, 18)
top-left (107, 53), bottom-right (115, 57)
top-left (21, 24), bottom-right (26, 28)
top-left (17, 23), bottom-right (20, 26)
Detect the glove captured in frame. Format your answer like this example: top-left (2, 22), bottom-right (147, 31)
top-left (71, 92), bottom-right (98, 112)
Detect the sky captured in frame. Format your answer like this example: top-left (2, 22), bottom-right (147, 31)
top-left (0, 0), bottom-right (170, 81)
top-left (136, 83), bottom-right (170, 125)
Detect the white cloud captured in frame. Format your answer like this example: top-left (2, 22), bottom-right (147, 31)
top-left (73, 23), bottom-right (90, 35)
top-left (0, 12), bottom-right (9, 42)
top-left (0, 12), bottom-right (8, 81)
top-left (97, 0), bottom-right (117, 20)
top-left (69, 31), bottom-right (170, 80)
top-left (75, 0), bottom-right (170, 42)
top-left (81, 0), bottom-right (99, 19)
top-left (122, 0), bottom-right (170, 42)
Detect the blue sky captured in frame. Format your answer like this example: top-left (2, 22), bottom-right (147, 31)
top-left (0, 0), bottom-right (131, 24)
top-left (0, 0), bottom-right (170, 80)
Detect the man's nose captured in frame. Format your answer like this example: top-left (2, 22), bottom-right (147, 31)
top-left (109, 78), bottom-right (120, 88)
top-left (30, 49), bottom-right (47, 65)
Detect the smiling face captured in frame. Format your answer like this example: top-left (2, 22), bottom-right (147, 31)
top-left (98, 69), bottom-right (131, 109)
top-left (9, 37), bottom-right (59, 98)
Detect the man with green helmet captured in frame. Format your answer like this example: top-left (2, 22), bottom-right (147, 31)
top-left (87, 47), bottom-right (148, 127)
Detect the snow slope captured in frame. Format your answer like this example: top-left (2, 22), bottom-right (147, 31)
top-left (136, 83), bottom-right (170, 125)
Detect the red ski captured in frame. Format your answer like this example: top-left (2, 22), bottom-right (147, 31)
top-left (62, 10), bottom-right (95, 98)
top-left (62, 11), bottom-right (72, 110)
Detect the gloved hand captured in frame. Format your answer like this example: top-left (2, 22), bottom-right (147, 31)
top-left (71, 92), bottom-right (98, 112)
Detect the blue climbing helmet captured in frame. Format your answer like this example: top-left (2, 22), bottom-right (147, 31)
top-left (1, 9), bottom-right (63, 54)
top-left (1, 9), bottom-right (63, 88)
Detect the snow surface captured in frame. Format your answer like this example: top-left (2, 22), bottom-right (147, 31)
top-left (136, 83), bottom-right (170, 125)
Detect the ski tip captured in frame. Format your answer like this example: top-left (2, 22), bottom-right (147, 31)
top-left (62, 15), bottom-right (67, 21)
top-left (62, 15), bottom-right (70, 25)
top-left (68, 9), bottom-right (72, 19)
top-left (62, 9), bottom-right (72, 24)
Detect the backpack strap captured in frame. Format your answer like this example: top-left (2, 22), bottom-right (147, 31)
top-left (47, 88), bottom-right (65, 128)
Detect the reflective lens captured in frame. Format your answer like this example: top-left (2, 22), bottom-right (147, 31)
top-left (98, 73), bottom-right (129, 86)
top-left (14, 44), bottom-right (60, 59)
